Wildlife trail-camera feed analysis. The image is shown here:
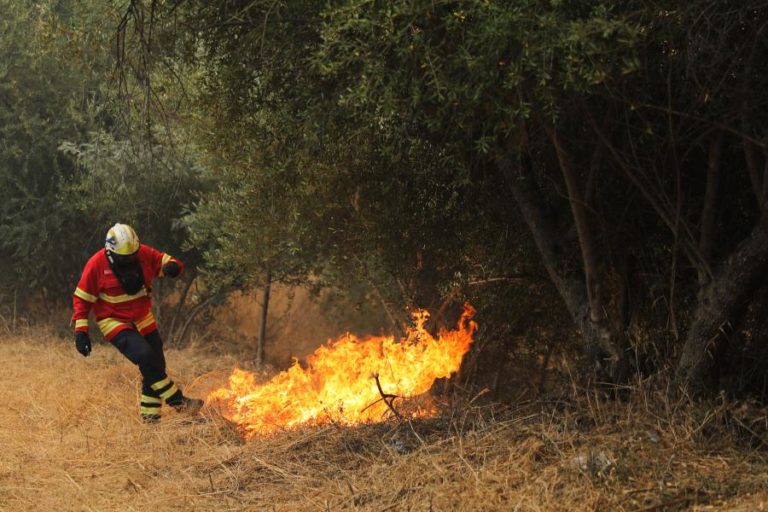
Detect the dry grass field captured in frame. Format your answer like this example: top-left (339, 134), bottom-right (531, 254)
top-left (1, 331), bottom-right (767, 511)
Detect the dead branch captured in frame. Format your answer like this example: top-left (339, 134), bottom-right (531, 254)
top-left (360, 374), bottom-right (403, 422)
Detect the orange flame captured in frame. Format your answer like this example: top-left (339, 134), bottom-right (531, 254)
top-left (207, 304), bottom-right (477, 438)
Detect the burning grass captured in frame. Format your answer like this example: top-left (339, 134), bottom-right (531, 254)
top-left (1, 331), bottom-right (767, 511)
top-left (208, 305), bottom-right (477, 437)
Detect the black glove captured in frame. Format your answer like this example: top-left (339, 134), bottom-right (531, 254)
top-left (162, 261), bottom-right (181, 278)
top-left (75, 331), bottom-right (91, 357)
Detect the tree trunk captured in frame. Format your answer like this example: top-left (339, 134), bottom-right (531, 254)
top-left (743, 140), bottom-right (763, 209)
top-left (154, 279), bottom-right (163, 326)
top-left (550, 126), bottom-right (602, 324)
top-left (175, 292), bottom-right (219, 347)
top-left (168, 272), bottom-right (196, 344)
top-left (698, 134), bottom-right (722, 285)
top-left (741, 33), bottom-right (764, 211)
top-left (257, 267), bottom-right (271, 366)
top-left (677, 211), bottom-right (768, 395)
top-left (498, 155), bottom-right (627, 382)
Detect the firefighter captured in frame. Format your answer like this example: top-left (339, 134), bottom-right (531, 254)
top-left (71, 223), bottom-right (203, 422)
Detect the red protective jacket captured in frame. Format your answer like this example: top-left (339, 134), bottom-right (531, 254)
top-left (71, 245), bottom-right (183, 341)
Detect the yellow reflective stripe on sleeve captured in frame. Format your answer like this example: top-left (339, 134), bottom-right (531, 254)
top-left (96, 317), bottom-right (125, 336)
top-left (136, 312), bottom-right (155, 331)
top-left (159, 254), bottom-right (175, 277)
top-left (74, 319), bottom-right (89, 329)
top-left (159, 384), bottom-right (179, 400)
top-left (98, 288), bottom-right (148, 304)
top-left (74, 287), bottom-right (98, 303)
top-left (150, 377), bottom-right (171, 391)
top-left (141, 395), bottom-right (162, 404)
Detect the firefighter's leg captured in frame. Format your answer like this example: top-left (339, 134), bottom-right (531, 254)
top-left (143, 329), bottom-right (167, 375)
top-left (143, 330), bottom-right (204, 415)
top-left (112, 329), bottom-right (175, 421)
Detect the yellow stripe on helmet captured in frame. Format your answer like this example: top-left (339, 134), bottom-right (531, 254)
top-left (105, 223), bottom-right (140, 256)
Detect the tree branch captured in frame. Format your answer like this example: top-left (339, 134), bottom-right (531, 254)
top-left (699, 132), bottom-right (722, 284)
top-left (360, 374), bottom-right (403, 422)
top-left (545, 122), bottom-right (603, 323)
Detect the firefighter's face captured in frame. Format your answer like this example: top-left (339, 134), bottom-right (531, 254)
top-left (111, 252), bottom-right (138, 267)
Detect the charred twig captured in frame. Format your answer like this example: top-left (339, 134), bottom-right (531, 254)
top-left (360, 374), bottom-right (404, 421)
top-left (375, 374), bottom-right (404, 421)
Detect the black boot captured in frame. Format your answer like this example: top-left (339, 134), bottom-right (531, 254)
top-left (141, 413), bottom-right (161, 424)
top-left (170, 396), bottom-right (204, 415)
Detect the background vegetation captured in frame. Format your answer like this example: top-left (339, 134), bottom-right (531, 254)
top-left (3, 0), bottom-right (768, 401)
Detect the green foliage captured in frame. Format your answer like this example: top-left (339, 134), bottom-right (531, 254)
top-left (0, 0), bottom-right (112, 299)
top-left (59, 131), bottom-right (209, 261)
top-left (162, 0), bottom-right (768, 394)
top-left (124, 1), bottom-right (643, 346)
top-left (0, 0), bottom-right (208, 308)
top-left (166, 2), bottom-right (534, 307)
top-left (314, 0), bottom-right (641, 143)
top-left (184, 159), bottom-right (325, 290)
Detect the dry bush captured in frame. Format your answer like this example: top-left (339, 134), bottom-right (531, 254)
top-left (0, 332), bottom-right (766, 511)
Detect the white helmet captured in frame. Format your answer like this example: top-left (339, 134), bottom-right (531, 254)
top-left (105, 223), bottom-right (140, 265)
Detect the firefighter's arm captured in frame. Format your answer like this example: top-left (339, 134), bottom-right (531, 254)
top-left (147, 245), bottom-right (184, 279)
top-left (72, 267), bottom-right (98, 333)
top-left (72, 261), bottom-right (98, 357)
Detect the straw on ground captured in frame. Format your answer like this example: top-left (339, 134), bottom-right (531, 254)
top-left (1, 333), bottom-right (766, 511)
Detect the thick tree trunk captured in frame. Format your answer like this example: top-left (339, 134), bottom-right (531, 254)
top-left (677, 211), bottom-right (768, 395)
top-left (499, 156), bottom-right (627, 382)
